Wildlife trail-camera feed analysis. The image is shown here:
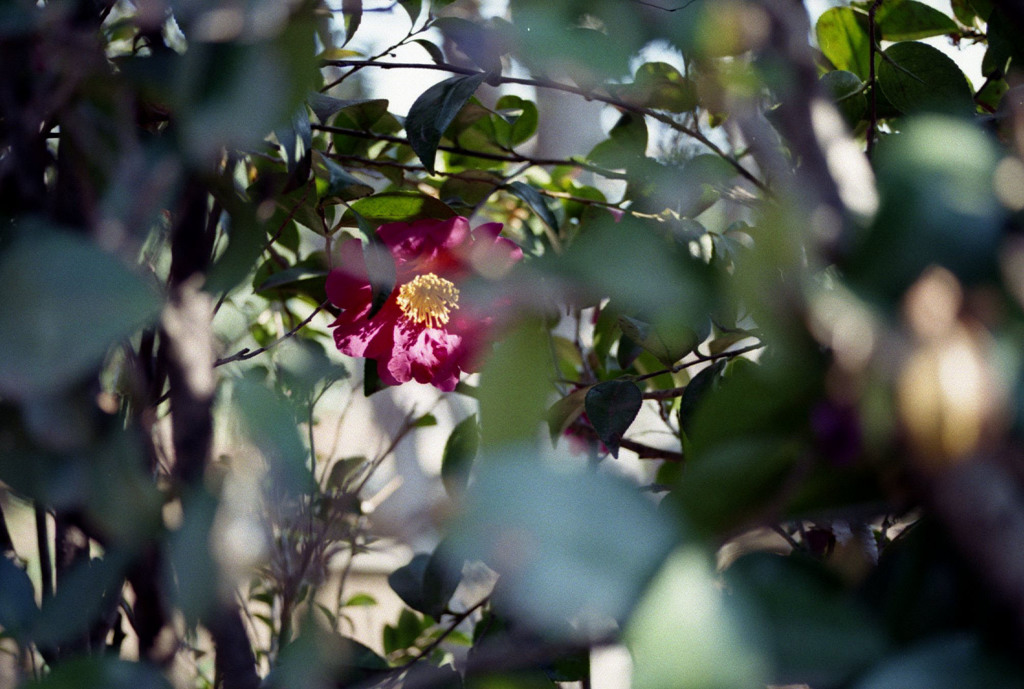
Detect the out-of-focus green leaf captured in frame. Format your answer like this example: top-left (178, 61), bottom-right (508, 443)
top-left (349, 209), bottom-right (397, 320)
top-left (846, 115), bottom-right (1002, 301)
top-left (728, 553), bottom-right (890, 686)
top-left (448, 452), bottom-right (676, 639)
top-left (816, 7), bottom-right (872, 79)
top-left (233, 377), bottom-right (315, 496)
top-left (406, 72), bottom-right (488, 172)
top-left (346, 191), bottom-right (456, 225)
top-left (877, 42), bottom-right (974, 116)
top-left (0, 229), bottom-right (161, 398)
top-left (276, 107), bottom-right (313, 188)
top-left (35, 549), bottom-right (130, 649)
top-left (585, 380), bottom-right (642, 457)
top-left (617, 62), bottom-right (698, 113)
top-left (316, 156), bottom-right (373, 202)
top-left (546, 387), bottom-right (590, 443)
top-left (388, 547), bottom-right (459, 620)
top-left (478, 320), bottom-right (552, 449)
top-left (442, 414), bottom-right (480, 497)
top-left (618, 315), bottom-right (702, 367)
top-left (388, 553), bottom-right (432, 614)
top-left (25, 657), bottom-right (172, 689)
top-left (876, 0), bottom-right (957, 40)
top-left (433, 16), bottom-right (504, 73)
top-left (678, 359), bottom-right (725, 435)
top-left (308, 95), bottom-right (389, 125)
top-left (588, 112), bottom-right (648, 170)
top-left (0, 556), bottom-right (38, 639)
top-left (626, 547), bottom-right (768, 689)
top-left (852, 635), bottom-right (1022, 689)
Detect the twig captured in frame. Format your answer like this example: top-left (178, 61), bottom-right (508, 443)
top-left (321, 59), bottom-right (766, 191)
top-left (631, 341), bottom-right (764, 382)
top-left (867, 0), bottom-right (884, 158)
top-left (214, 300), bottom-right (331, 367)
top-left (568, 420), bottom-right (684, 462)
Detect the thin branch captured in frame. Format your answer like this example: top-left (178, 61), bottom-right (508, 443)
top-left (631, 341), bottom-right (765, 382)
top-left (394, 598), bottom-right (489, 675)
top-left (214, 300), bottom-right (331, 367)
top-left (316, 125), bottom-right (629, 179)
top-left (35, 505), bottom-right (53, 602)
top-left (629, 0), bottom-right (701, 10)
top-left (867, 0), bottom-right (883, 158)
top-left (322, 59), bottom-right (767, 191)
top-left (568, 420), bottom-right (684, 463)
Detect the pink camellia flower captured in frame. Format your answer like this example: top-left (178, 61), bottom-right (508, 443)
top-left (325, 216), bottom-right (523, 392)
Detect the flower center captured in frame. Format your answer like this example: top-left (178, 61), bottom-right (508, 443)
top-left (396, 273), bottom-right (460, 329)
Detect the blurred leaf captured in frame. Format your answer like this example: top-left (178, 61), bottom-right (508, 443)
top-left (678, 360), bottom-right (725, 435)
top-left (846, 115), bottom-right (1002, 300)
top-left (876, 0), bottom-right (957, 40)
top-left (308, 95), bottom-right (389, 125)
top-left (507, 181), bottom-right (558, 233)
top-left (478, 320), bottom-right (552, 449)
top-left (626, 547), bottom-right (768, 689)
top-left (588, 112), bottom-right (648, 170)
top-left (347, 191), bottom-right (457, 225)
top-left (442, 414), bottom-right (480, 497)
top-left (388, 548), bottom-right (458, 619)
top-left (164, 488), bottom-right (219, 624)
top-left (25, 657), bottom-right (171, 689)
top-left (344, 593), bottom-right (377, 607)
top-left (233, 377), bottom-right (315, 496)
top-left (877, 42), bottom-right (974, 116)
top-left (406, 72), bottom-right (488, 172)
top-left (727, 553), bottom-right (890, 686)
top-left (816, 7), bottom-right (872, 78)
top-left (0, 229), bottom-right (161, 398)
top-left (585, 380), bottom-right (642, 458)
top-left (35, 549), bottom-right (130, 649)
top-left (617, 62), bottom-right (698, 112)
top-left (448, 453), bottom-right (676, 638)
top-left (852, 635), bottom-right (1022, 689)
top-left (433, 16), bottom-right (504, 73)
top-left (0, 556), bottom-right (38, 639)
top-left (350, 209), bottom-right (397, 319)
top-left (256, 265), bottom-right (328, 292)
top-left (389, 553), bottom-right (432, 614)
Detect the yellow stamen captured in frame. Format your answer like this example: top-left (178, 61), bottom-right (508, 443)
top-left (396, 273), bottom-right (460, 329)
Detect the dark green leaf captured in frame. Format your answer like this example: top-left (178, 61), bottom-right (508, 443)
top-left (815, 7), bottom-right (872, 78)
top-left (256, 265), bottom-right (328, 292)
top-left (406, 72), bottom-right (488, 172)
top-left (0, 556), bottom-right (38, 638)
top-left (433, 16), bottom-right (504, 73)
top-left (507, 181), bottom-right (559, 233)
top-left (876, 0), bottom-right (957, 40)
top-left (821, 70), bottom-right (868, 126)
top-left (0, 229), bottom-right (161, 398)
top-left (413, 38), bottom-right (446, 65)
top-left (678, 360), bottom-right (725, 435)
top-left (399, 0), bottom-right (422, 25)
top-left (25, 657), bottom-right (172, 689)
top-left (852, 635), bottom-right (1022, 689)
top-left (585, 380), bottom-right (643, 458)
top-left (618, 62), bottom-right (698, 112)
top-left (423, 539), bottom-right (462, 619)
top-left (442, 414), bottom-right (480, 497)
top-left (495, 95), bottom-right (539, 145)
top-left (342, 0), bottom-right (361, 46)
top-left (317, 157), bottom-right (373, 202)
top-left (35, 550), bottom-right (130, 649)
top-left (308, 95), bottom-right (389, 125)
top-left (388, 554), bottom-right (431, 614)
top-left (877, 41), bottom-right (974, 116)
top-left (546, 387), bottom-right (590, 443)
top-left (276, 107), bottom-right (313, 188)
top-left (618, 315), bottom-right (700, 367)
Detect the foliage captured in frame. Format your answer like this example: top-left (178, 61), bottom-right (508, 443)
top-left (3, 0), bottom-right (1024, 687)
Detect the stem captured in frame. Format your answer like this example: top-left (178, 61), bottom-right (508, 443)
top-left (867, 0), bottom-right (883, 158)
top-left (214, 300), bottom-right (331, 367)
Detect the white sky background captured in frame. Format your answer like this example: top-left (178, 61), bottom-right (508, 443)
top-left (337, 0), bottom-right (987, 115)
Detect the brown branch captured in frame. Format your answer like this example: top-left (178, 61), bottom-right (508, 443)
top-left (632, 342), bottom-right (764, 383)
top-left (568, 420), bottom-right (684, 462)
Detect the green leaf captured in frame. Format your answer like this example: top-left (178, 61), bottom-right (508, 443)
top-left (448, 453), bottom-right (676, 638)
top-left (307, 95), bottom-right (389, 125)
top-left (406, 72), bottom-right (489, 172)
top-left (344, 593), bottom-right (377, 607)
top-left (588, 112), bottom-right (649, 170)
top-left (852, 635), bottom-right (1022, 689)
top-left (877, 41), bottom-right (974, 116)
top-left (585, 380), bottom-right (643, 458)
top-left (276, 106), bottom-right (312, 188)
top-left (35, 550), bottom-right (131, 649)
top-left (821, 70), bottom-right (868, 127)
top-left (546, 387), bottom-right (590, 443)
top-left (728, 553), bottom-right (889, 686)
top-left (815, 7), bottom-right (872, 79)
top-left (388, 548), bottom-right (458, 619)
top-left (876, 0), bottom-right (957, 40)
top-left (617, 315), bottom-right (700, 367)
top-left (25, 657), bottom-right (172, 689)
top-left (441, 414), bottom-right (480, 497)
top-left (0, 229), bottom-right (161, 398)
top-left (507, 181), bottom-right (559, 233)
top-left (388, 553), bottom-right (431, 614)
top-left (342, 0), bottom-right (361, 46)
top-left (317, 157), bottom-right (373, 202)
top-left (433, 16), bottom-right (504, 73)
top-left (626, 547), bottom-right (768, 689)
top-left (678, 360), bottom-right (725, 435)
top-left (495, 95), bottom-right (539, 145)
top-left (347, 191), bottom-right (456, 225)
top-left (618, 62), bottom-right (698, 113)
top-left (255, 265), bottom-right (328, 293)
top-left (413, 38), bottom-right (446, 65)
top-left (398, 0), bottom-right (422, 25)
